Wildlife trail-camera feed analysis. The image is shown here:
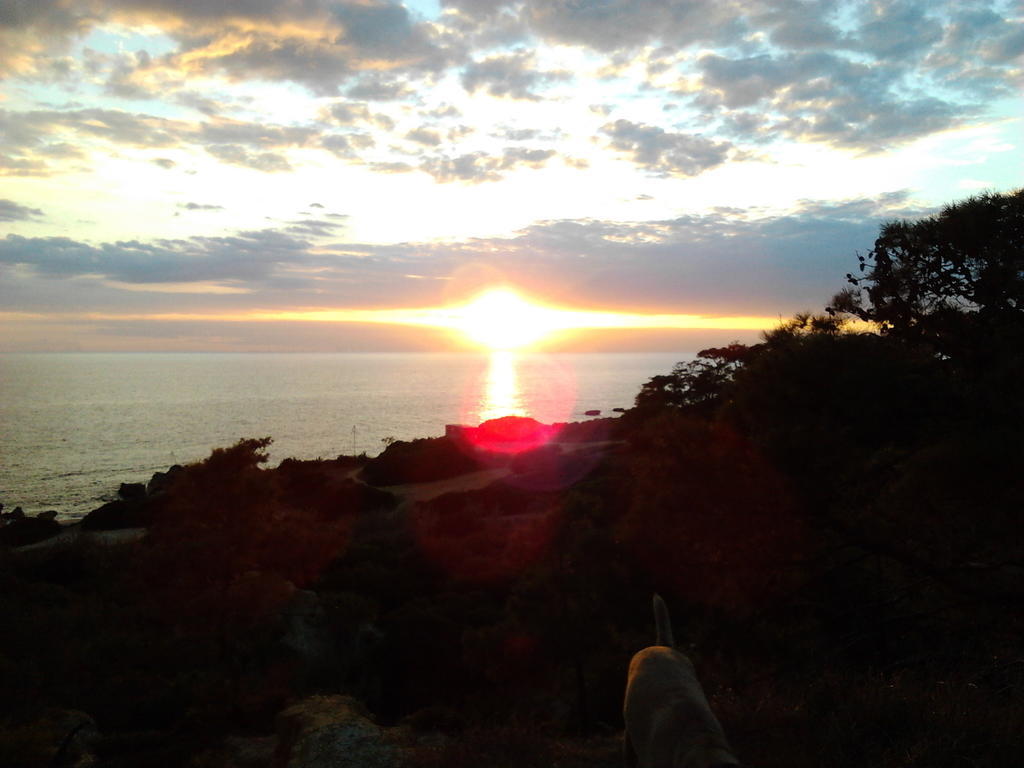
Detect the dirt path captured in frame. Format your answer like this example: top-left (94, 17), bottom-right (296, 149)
top-left (379, 466), bottom-right (513, 504)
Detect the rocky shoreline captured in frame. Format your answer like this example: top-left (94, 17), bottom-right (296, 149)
top-left (0, 465), bottom-right (183, 549)
top-left (0, 416), bottom-right (628, 767)
top-left (0, 416), bottom-right (618, 552)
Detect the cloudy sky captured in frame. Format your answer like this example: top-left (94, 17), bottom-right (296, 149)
top-left (1, 0), bottom-right (1020, 352)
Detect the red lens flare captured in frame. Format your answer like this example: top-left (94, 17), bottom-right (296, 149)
top-left (458, 352), bottom-right (578, 453)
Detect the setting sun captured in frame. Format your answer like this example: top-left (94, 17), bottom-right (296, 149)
top-left (456, 288), bottom-right (564, 350)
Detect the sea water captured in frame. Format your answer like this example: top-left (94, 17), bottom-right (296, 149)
top-left (0, 352), bottom-right (688, 519)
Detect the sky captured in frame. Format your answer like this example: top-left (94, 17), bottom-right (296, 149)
top-left (0, 0), bottom-right (1021, 352)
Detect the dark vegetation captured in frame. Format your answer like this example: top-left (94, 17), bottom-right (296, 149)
top-left (1, 190), bottom-right (1022, 766)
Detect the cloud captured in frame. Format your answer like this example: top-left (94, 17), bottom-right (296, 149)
top-left (344, 73), bottom-right (418, 102)
top-left (499, 147), bottom-right (555, 167)
top-left (1, 191), bottom-right (927, 321)
top-left (0, 154), bottom-right (50, 177)
top-left (0, 227), bottom-right (311, 285)
top-left (3, 0), bottom-right (455, 94)
top-left (1, 107), bottom-right (188, 176)
top-left (406, 126), bottom-right (444, 146)
top-left (498, 127), bottom-right (543, 140)
top-left (0, 0), bottom-right (91, 77)
top-left (162, 1), bottom-right (452, 96)
top-left (756, 2), bottom-right (844, 50)
top-left (0, 107), bottom-right (323, 175)
top-left (4, 0), bottom-right (1019, 165)
top-left (199, 119), bottom-right (316, 148)
top-left (440, 1), bottom-right (1022, 152)
top-left (204, 145), bottom-right (293, 172)
top-left (854, 0), bottom-right (944, 61)
top-left (321, 134), bottom-right (367, 159)
top-left (418, 146), bottom-right (558, 183)
top-left (447, 0), bottom-right (746, 52)
top-left (179, 202), bottom-right (224, 211)
top-left (0, 199), bottom-right (44, 222)
top-left (284, 217), bottom-right (349, 237)
top-left (320, 101), bottom-right (396, 133)
top-left (694, 49), bottom-right (976, 151)
top-left (420, 152), bottom-right (503, 183)
top-left (461, 50), bottom-right (572, 100)
top-left (1, 107), bottom-right (185, 150)
top-left (601, 119), bottom-right (733, 177)
top-left (697, 53), bottom-right (798, 109)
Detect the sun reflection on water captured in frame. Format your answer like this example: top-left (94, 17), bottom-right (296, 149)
top-left (478, 350), bottom-right (526, 423)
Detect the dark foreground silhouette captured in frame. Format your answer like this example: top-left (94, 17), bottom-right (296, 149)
top-left (2, 190), bottom-right (1022, 767)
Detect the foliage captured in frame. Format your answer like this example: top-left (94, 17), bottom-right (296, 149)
top-left (359, 436), bottom-right (481, 486)
top-left (723, 315), bottom-right (951, 501)
top-left (634, 342), bottom-right (762, 413)
top-left (831, 188), bottom-right (1024, 366)
top-left (139, 437), bottom-right (351, 610)
top-left (619, 410), bottom-right (803, 610)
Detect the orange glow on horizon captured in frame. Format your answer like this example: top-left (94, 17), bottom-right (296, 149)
top-left (32, 286), bottom-right (785, 351)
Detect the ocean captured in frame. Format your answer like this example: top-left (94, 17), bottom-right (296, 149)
top-left (0, 352), bottom-right (688, 520)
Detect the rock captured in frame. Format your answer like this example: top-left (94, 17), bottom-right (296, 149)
top-left (6, 709), bottom-right (102, 767)
top-left (49, 709), bottom-right (99, 767)
top-left (223, 734), bottom-right (279, 768)
top-left (280, 589), bottom-right (333, 690)
top-left (274, 695), bottom-right (402, 768)
top-left (118, 482), bottom-right (147, 500)
top-left (2, 505), bottom-right (26, 522)
top-left (584, 409), bottom-right (601, 416)
top-left (0, 514), bottom-right (62, 547)
top-left (359, 437), bottom-right (480, 487)
top-left (38, 510), bottom-right (58, 522)
top-left (80, 499), bottom-right (151, 531)
top-left (613, 407), bottom-right (626, 413)
top-left (146, 464), bottom-right (184, 496)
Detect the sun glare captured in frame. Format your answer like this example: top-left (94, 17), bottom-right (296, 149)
top-left (456, 288), bottom-right (562, 350)
top-left (63, 286), bottom-right (784, 348)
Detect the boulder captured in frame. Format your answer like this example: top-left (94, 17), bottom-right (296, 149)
top-left (274, 696), bottom-right (402, 768)
top-left (48, 709), bottom-right (99, 767)
top-left (223, 735), bottom-right (279, 768)
top-left (0, 514), bottom-right (62, 547)
top-left (359, 437), bottom-right (479, 487)
top-left (2, 709), bottom-right (101, 767)
top-left (584, 409), bottom-right (601, 416)
top-left (280, 589), bottom-right (333, 690)
top-left (1, 505), bottom-right (26, 522)
top-left (80, 499), bottom-right (151, 531)
top-left (146, 464), bottom-right (184, 496)
top-left (118, 482), bottom-right (147, 500)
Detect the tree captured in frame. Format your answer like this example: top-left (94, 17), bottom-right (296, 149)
top-left (634, 342), bottom-right (762, 413)
top-left (830, 189), bottom-right (1024, 365)
top-left (139, 437), bottom-right (353, 627)
top-left (724, 316), bottom-right (950, 504)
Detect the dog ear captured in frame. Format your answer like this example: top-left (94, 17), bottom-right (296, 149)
top-left (652, 593), bottom-right (675, 647)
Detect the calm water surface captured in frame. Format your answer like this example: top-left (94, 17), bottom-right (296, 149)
top-left (0, 352), bottom-right (687, 519)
